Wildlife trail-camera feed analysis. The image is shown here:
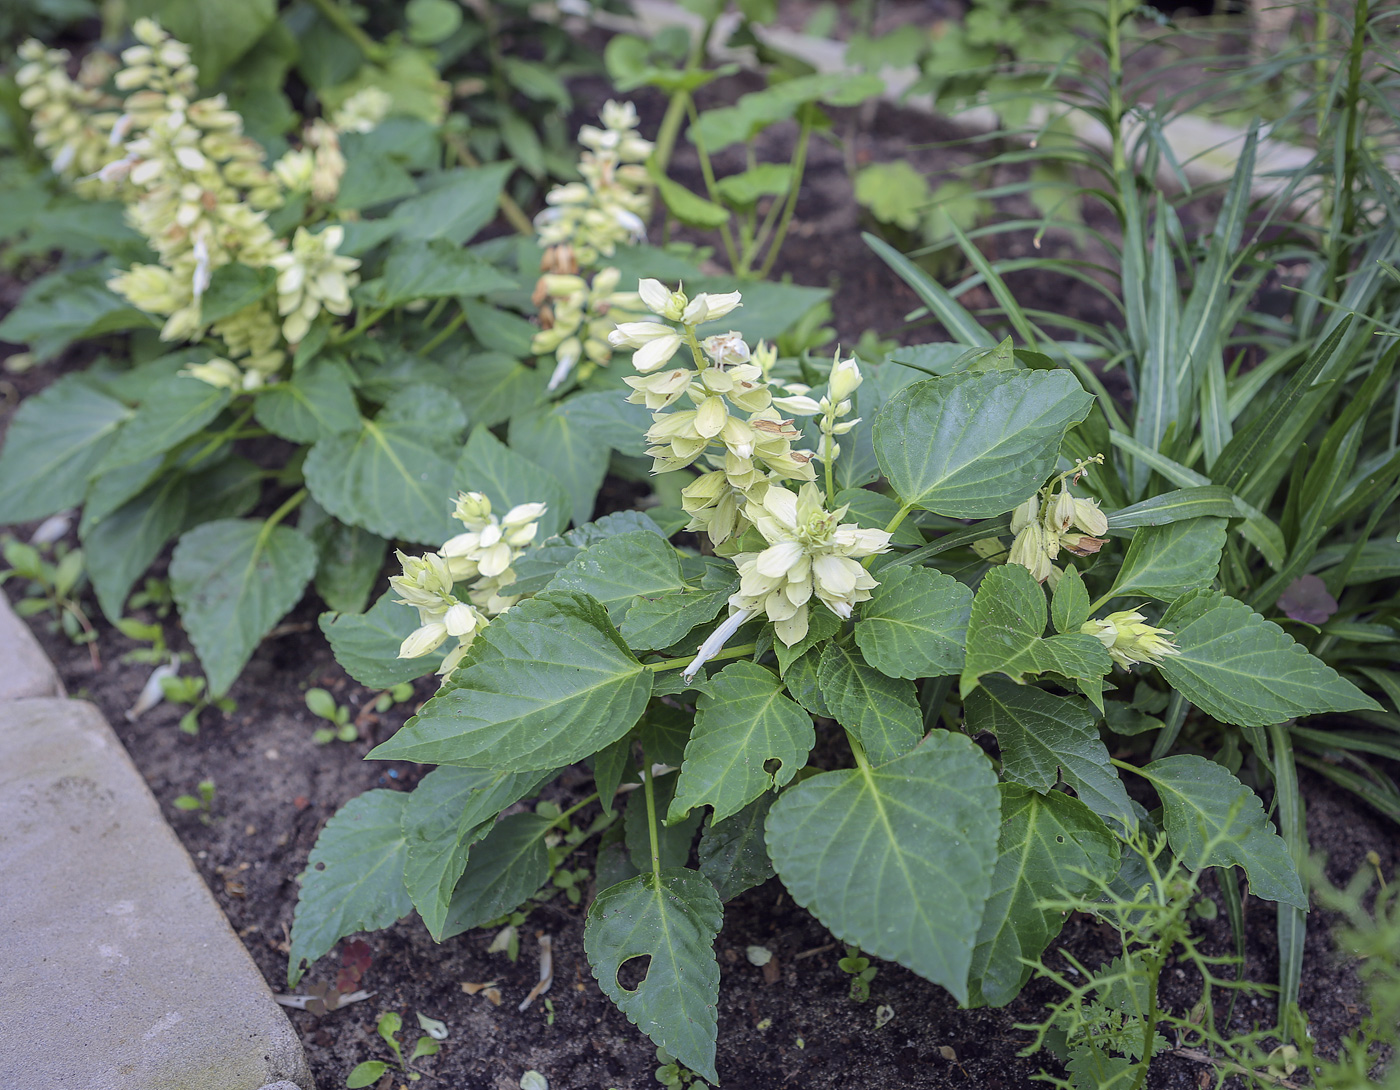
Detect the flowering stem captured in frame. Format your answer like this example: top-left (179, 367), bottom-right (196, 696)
top-left (641, 760), bottom-right (663, 883)
top-left (647, 642), bottom-right (757, 674)
top-left (684, 100), bottom-right (740, 273)
top-left (756, 111), bottom-right (814, 280)
top-left (823, 430), bottom-right (836, 506)
top-left (1088, 592), bottom-right (1114, 614)
top-left (331, 305), bottom-right (389, 346)
top-left (881, 502), bottom-right (914, 537)
top-left (682, 325), bottom-right (709, 372)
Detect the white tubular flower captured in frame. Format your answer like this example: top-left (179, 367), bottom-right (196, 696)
top-left (1006, 465), bottom-right (1109, 582)
top-left (682, 607), bottom-right (755, 682)
top-left (1073, 497), bottom-right (1108, 537)
top-left (771, 392), bottom-right (823, 416)
top-left (638, 277), bottom-right (688, 320)
top-left (702, 331), bottom-right (750, 367)
top-left (268, 225), bottom-right (360, 342)
top-left (624, 366), bottom-right (695, 410)
top-left (182, 358), bottom-right (244, 390)
top-left (609, 322), bottom-right (683, 372)
top-left (400, 621), bottom-right (450, 659)
top-left (1081, 611), bottom-right (1180, 669)
top-left (682, 291), bottom-right (742, 325)
top-left (726, 483), bottom-right (890, 645)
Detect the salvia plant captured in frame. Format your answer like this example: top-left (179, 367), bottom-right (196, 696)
top-left (289, 273), bottom-right (1379, 1082)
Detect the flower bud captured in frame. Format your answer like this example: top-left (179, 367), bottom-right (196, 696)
top-left (1072, 497), bottom-right (1108, 537)
top-left (1049, 488), bottom-right (1076, 533)
top-left (453, 491), bottom-right (493, 525)
top-left (828, 357), bottom-right (863, 402)
top-left (399, 621), bottom-right (449, 659)
top-left (1010, 496), bottom-right (1039, 535)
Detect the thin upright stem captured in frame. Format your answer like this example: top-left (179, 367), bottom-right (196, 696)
top-left (641, 761), bottom-right (663, 882)
top-left (757, 113), bottom-right (814, 280)
top-left (685, 100), bottom-right (740, 272)
top-left (306, 0), bottom-right (387, 62)
top-left (421, 308), bottom-right (466, 354)
top-left (444, 133), bottom-right (536, 237)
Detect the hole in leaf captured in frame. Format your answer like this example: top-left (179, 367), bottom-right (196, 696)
top-left (314, 861), bottom-right (327, 871)
top-left (616, 954), bottom-right (651, 993)
top-left (1055, 835), bottom-right (1065, 844)
top-left (763, 758), bottom-right (782, 776)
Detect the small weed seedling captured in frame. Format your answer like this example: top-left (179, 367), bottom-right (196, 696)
top-left (839, 946), bottom-right (878, 1003)
top-left (173, 779), bottom-right (216, 823)
top-left (114, 617), bottom-right (173, 665)
top-left (160, 674), bottom-right (235, 735)
top-left (126, 576), bottom-right (174, 617)
top-left (306, 688), bottom-right (356, 744)
top-left (345, 1011), bottom-right (442, 1087)
top-left (0, 537), bottom-right (97, 651)
top-left (654, 1048), bottom-right (710, 1090)
top-left (371, 682), bottom-right (416, 714)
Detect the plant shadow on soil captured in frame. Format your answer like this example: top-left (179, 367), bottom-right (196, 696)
top-left (2, 70), bottom-right (1395, 1090)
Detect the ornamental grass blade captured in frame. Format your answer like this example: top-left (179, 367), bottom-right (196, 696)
top-left (968, 785), bottom-right (1119, 1007)
top-left (765, 731), bottom-right (1000, 1003)
top-left (369, 591), bottom-right (653, 770)
top-left (862, 231), bottom-right (992, 347)
top-left (585, 870), bottom-right (724, 1083)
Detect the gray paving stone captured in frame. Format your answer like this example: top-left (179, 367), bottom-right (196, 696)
top-left (0, 594), bottom-right (64, 700)
top-left (0, 697), bottom-right (314, 1090)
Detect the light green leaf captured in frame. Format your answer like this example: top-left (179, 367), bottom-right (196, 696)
top-left (619, 583), bottom-right (733, 653)
top-left (773, 603), bottom-right (842, 676)
top-left (306, 514), bottom-right (386, 616)
top-left (854, 565), bottom-right (970, 679)
top-left (669, 661), bottom-right (815, 825)
top-left (765, 731), bottom-right (1000, 1002)
top-left (373, 239), bottom-right (512, 306)
top-left (253, 361), bottom-right (360, 444)
top-left (369, 591), bottom-right (653, 769)
top-left (454, 426), bottom-right (570, 540)
top-left (346, 1061), bottom-right (390, 1088)
top-left (82, 475), bottom-right (189, 621)
top-left (508, 401), bottom-right (613, 527)
top-left (288, 790), bottom-right (412, 986)
top-left (818, 641), bottom-right (923, 764)
top-left (698, 794), bottom-right (775, 901)
top-left (855, 160), bottom-right (931, 231)
top-left (965, 678), bottom-right (1134, 829)
top-left (1106, 487), bottom-right (1244, 529)
top-left (0, 266), bottom-right (151, 360)
top-left (873, 370), bottom-right (1093, 517)
top-left (0, 375), bottom-right (129, 522)
top-left (389, 164), bottom-right (514, 244)
top-left (585, 869), bottom-right (723, 1083)
top-left (447, 353), bottom-right (549, 430)
top-left (1137, 755), bottom-right (1306, 908)
top-left (547, 530), bottom-right (686, 627)
top-left (304, 384), bottom-right (465, 545)
top-left (1158, 590), bottom-right (1380, 727)
top-left (715, 163), bottom-right (792, 206)
top-left (648, 165), bottom-right (732, 229)
top-left (169, 518), bottom-right (317, 696)
top-left (128, 0), bottom-right (275, 82)
top-left (319, 590), bottom-right (446, 688)
top-left (968, 785), bottom-right (1119, 1007)
top-left (1050, 564), bottom-right (1090, 634)
top-left (440, 813), bottom-right (554, 939)
top-left (960, 565), bottom-right (1112, 699)
top-left (97, 375), bottom-right (231, 474)
top-left (1108, 517), bottom-right (1226, 602)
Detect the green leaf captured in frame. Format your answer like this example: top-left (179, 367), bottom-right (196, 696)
top-left (169, 518), bottom-right (317, 696)
top-left (370, 591), bottom-right (653, 769)
top-left (668, 661), bottom-right (814, 824)
top-left (1158, 590), bottom-right (1380, 727)
top-left (447, 353), bottom-right (549, 430)
top-left (960, 565), bottom-right (1112, 699)
top-left (0, 265), bottom-right (150, 360)
top-left (346, 1061), bottom-right (389, 1088)
top-left (128, 0), bottom-right (275, 82)
top-left (508, 401), bottom-right (613, 527)
top-left (373, 239), bottom-right (512, 306)
top-left (969, 785), bottom-right (1119, 1007)
top-left (1108, 517), bottom-right (1226, 602)
top-left (765, 731), bottom-right (1000, 1002)
top-left (82, 475), bottom-right (189, 621)
top-left (320, 590), bottom-right (446, 688)
top-left (854, 565), bottom-right (970, 679)
top-left (648, 165), bottom-right (732, 229)
top-left (441, 813), bottom-right (554, 938)
top-left (854, 160), bottom-right (931, 231)
top-left (818, 641), bottom-right (923, 764)
top-left (253, 361), bottom-right (360, 444)
top-left (773, 603), bottom-right (842, 676)
top-left (863, 232), bottom-right (992, 348)
top-left (199, 263), bottom-right (275, 326)
top-left (405, 766), bottom-right (556, 938)
top-left (1050, 565), bottom-right (1090, 634)
top-left (619, 583), bottom-right (733, 653)
top-left (965, 678), bottom-right (1134, 828)
top-left (0, 375), bottom-right (129, 522)
top-left (304, 385), bottom-right (465, 545)
top-left (288, 790), bottom-right (412, 986)
top-left (626, 771), bottom-right (704, 871)
top-left (1136, 755), bottom-right (1306, 908)
top-left (715, 163), bottom-right (792, 206)
top-left (873, 370), bottom-right (1093, 517)
top-left (585, 869), bottom-right (723, 1083)
top-left (547, 531), bottom-right (686, 627)
top-left (307, 516), bottom-right (386, 616)
top-left (388, 164), bottom-right (514, 244)
top-left (454, 426), bottom-right (571, 540)
top-left (1106, 486), bottom-right (1244, 529)
top-left (698, 794), bottom-right (775, 901)
top-left (97, 376), bottom-right (231, 474)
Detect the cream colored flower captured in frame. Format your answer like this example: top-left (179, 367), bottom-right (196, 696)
top-left (330, 87), bottom-right (392, 134)
top-left (1081, 611), bottom-right (1180, 668)
top-left (609, 322), bottom-right (683, 371)
top-left (268, 225), bottom-right (359, 342)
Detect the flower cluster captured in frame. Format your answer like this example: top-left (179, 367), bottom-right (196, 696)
top-left (1081, 610), bottom-right (1180, 669)
top-left (1006, 457), bottom-right (1108, 585)
top-left (533, 101), bottom-right (653, 269)
top-left (15, 41), bottom-right (124, 196)
top-left (392, 492), bottom-right (548, 675)
top-left (269, 225), bottom-right (361, 343)
top-left (607, 279), bottom-right (891, 662)
top-left (530, 268), bottom-right (646, 391)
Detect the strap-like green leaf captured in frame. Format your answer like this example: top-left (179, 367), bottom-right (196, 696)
top-left (1135, 756), bottom-right (1306, 909)
top-left (765, 731), bottom-right (1001, 1002)
top-left (669, 661), bottom-right (814, 824)
top-left (960, 565), bottom-right (1111, 699)
top-left (586, 870), bottom-right (724, 1083)
top-left (289, 790), bottom-right (412, 986)
top-left (1105, 487), bottom-right (1244, 529)
top-left (966, 677), bottom-right (1133, 828)
top-left (369, 591), bottom-right (653, 769)
top-left (853, 565), bottom-right (970, 679)
top-left (968, 785), bottom-right (1119, 1007)
top-left (873, 370), bottom-right (1093, 518)
top-left (1107, 517), bottom-right (1226, 602)
top-left (818, 641), bottom-right (923, 764)
top-left (1158, 589), bottom-right (1380, 726)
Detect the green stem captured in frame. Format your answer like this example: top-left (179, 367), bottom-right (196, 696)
top-left (549, 792), bottom-right (600, 829)
top-left (682, 324), bottom-right (710, 372)
top-left (646, 642), bottom-right (756, 673)
top-left (822, 428), bottom-right (836, 505)
top-left (421, 308), bottom-right (466, 354)
top-left (1104, 0), bottom-right (1128, 180)
top-left (1313, 0), bottom-right (1331, 143)
top-left (1088, 592), bottom-right (1113, 614)
top-left (445, 133), bottom-right (536, 237)
top-left (847, 731), bottom-right (871, 772)
top-left (685, 100), bottom-right (740, 273)
top-left (641, 760), bottom-right (663, 882)
top-left (185, 402), bottom-right (256, 469)
top-left (331, 305), bottom-right (389, 346)
top-left (306, 0), bottom-right (387, 62)
top-left (881, 502), bottom-right (914, 537)
top-left (262, 488), bottom-right (308, 534)
top-left (757, 112), bottom-right (814, 280)
top-left (651, 17), bottom-right (716, 176)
